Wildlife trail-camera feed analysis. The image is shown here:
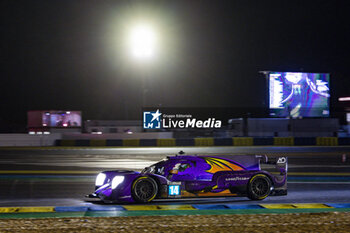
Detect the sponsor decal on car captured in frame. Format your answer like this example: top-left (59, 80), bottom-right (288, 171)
top-left (202, 157), bottom-right (245, 173)
top-left (277, 157), bottom-right (287, 164)
top-left (225, 177), bottom-right (250, 181)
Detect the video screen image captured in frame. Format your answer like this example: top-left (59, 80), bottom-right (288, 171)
top-left (269, 72), bottom-right (330, 118)
top-left (42, 111), bottom-right (81, 127)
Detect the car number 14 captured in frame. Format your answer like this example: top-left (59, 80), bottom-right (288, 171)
top-left (168, 185), bottom-right (180, 196)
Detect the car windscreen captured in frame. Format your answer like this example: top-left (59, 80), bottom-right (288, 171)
top-left (142, 159), bottom-right (168, 175)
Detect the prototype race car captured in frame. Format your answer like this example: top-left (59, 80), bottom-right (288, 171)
top-left (87, 153), bottom-right (287, 203)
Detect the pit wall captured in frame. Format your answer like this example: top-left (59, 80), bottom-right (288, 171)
top-left (56, 137), bottom-right (350, 147)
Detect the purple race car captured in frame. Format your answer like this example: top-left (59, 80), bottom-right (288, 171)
top-left (87, 153), bottom-right (287, 203)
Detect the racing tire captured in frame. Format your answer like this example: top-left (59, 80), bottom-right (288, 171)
top-left (132, 177), bottom-right (158, 203)
top-left (247, 174), bottom-right (271, 200)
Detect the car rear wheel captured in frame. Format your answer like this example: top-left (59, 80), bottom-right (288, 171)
top-left (132, 177), bottom-right (158, 203)
top-left (247, 174), bottom-right (271, 200)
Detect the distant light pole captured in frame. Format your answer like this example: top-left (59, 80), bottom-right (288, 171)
top-left (128, 24), bottom-right (157, 107)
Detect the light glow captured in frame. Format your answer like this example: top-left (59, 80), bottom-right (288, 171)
top-left (91, 131), bottom-right (103, 134)
top-left (95, 173), bottom-right (106, 186)
top-left (339, 97), bottom-right (350, 102)
top-left (129, 24), bottom-right (156, 59)
top-left (112, 176), bottom-right (124, 189)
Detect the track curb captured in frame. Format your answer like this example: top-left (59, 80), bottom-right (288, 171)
top-left (0, 203), bottom-right (350, 219)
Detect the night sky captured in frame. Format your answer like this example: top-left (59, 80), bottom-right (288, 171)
top-left (1, 0), bottom-right (349, 131)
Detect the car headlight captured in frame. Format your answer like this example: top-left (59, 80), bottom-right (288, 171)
top-left (112, 176), bottom-right (124, 189)
top-left (95, 173), bottom-right (106, 186)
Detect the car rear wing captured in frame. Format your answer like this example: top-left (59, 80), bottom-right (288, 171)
top-left (258, 155), bottom-right (288, 175)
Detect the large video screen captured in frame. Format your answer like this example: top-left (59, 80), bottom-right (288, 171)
top-left (269, 72), bottom-right (330, 117)
top-left (42, 111), bottom-right (81, 127)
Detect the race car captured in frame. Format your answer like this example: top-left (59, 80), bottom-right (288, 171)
top-left (87, 153), bottom-right (287, 203)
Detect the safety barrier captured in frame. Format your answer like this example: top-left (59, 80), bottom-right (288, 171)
top-left (274, 137), bottom-right (294, 146)
top-left (233, 137), bottom-right (254, 146)
top-left (122, 139), bottom-right (140, 147)
top-left (176, 138), bottom-right (195, 146)
top-left (90, 140), bottom-right (106, 147)
top-left (140, 139), bottom-right (157, 147)
top-left (54, 137), bottom-right (350, 147)
top-left (74, 140), bottom-right (88, 146)
top-left (339, 137), bottom-right (350, 146)
top-left (194, 138), bottom-right (214, 146)
top-left (294, 137), bottom-right (316, 146)
top-left (157, 139), bottom-right (176, 147)
top-left (58, 140), bottom-right (75, 146)
top-left (316, 137), bottom-right (338, 146)
top-left (253, 137), bottom-right (274, 146)
top-left (106, 139), bottom-right (123, 146)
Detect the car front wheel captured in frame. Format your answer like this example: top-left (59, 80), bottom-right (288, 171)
top-left (132, 177), bottom-right (158, 203)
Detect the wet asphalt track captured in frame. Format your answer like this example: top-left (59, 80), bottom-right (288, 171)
top-left (0, 146), bottom-right (349, 207)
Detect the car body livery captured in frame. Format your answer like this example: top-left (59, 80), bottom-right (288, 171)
top-left (88, 154), bottom-right (287, 203)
